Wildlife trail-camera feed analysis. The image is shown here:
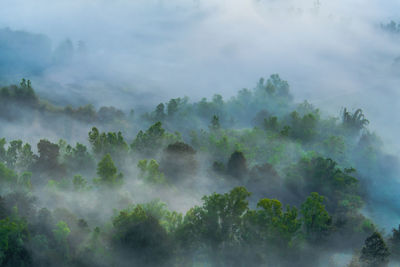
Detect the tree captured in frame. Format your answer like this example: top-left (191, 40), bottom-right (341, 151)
top-left (4, 140), bottom-right (22, 169)
top-left (97, 106), bottom-right (124, 123)
top-left (253, 198), bottom-right (301, 248)
top-left (0, 138), bottom-right (6, 164)
top-left (264, 116), bottom-right (279, 132)
top-left (360, 232), bottom-right (390, 267)
top-left (0, 162), bottom-right (18, 186)
top-left (285, 157), bottom-right (360, 214)
top-left (88, 127), bottom-right (128, 158)
top-left (265, 74), bottom-right (291, 99)
top-left (35, 139), bottom-right (63, 177)
top-left (167, 98), bottom-right (180, 117)
top-left (96, 154), bottom-right (123, 186)
top-left (227, 151), bottom-right (247, 180)
top-left (131, 122), bottom-right (165, 155)
top-left (154, 103), bottom-right (166, 121)
top-left (341, 108), bottom-right (369, 134)
top-left (64, 143), bottom-right (95, 175)
top-left (300, 192), bottom-right (332, 243)
top-left (209, 115), bottom-right (220, 131)
top-left (16, 143), bottom-right (34, 172)
top-left (159, 142), bottom-right (197, 182)
top-left (73, 175), bottom-right (88, 191)
top-left (1, 140), bottom-right (34, 172)
top-left (4, 191), bottom-right (37, 219)
top-left (322, 136), bottom-right (346, 161)
top-left (15, 79), bottom-right (37, 105)
top-left (178, 187), bottom-right (251, 266)
top-left (53, 221), bottom-right (71, 259)
top-left (252, 109), bottom-right (270, 127)
top-left (0, 218), bottom-right (32, 266)
top-left (248, 163), bottom-right (281, 199)
top-left (68, 104), bottom-right (97, 122)
top-left (137, 159), bottom-right (166, 185)
top-left (131, 122), bottom-right (179, 156)
top-left (112, 205), bottom-right (172, 266)
top-left (288, 111), bottom-right (317, 141)
top-left (389, 225), bottom-right (400, 259)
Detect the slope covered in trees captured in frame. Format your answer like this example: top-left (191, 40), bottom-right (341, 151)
top-left (0, 75), bottom-right (398, 266)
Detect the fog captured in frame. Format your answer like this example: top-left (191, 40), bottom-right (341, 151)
top-left (1, 1), bottom-right (400, 266)
top-left (1, 0), bottom-right (400, 224)
top-left (0, 0), bottom-right (399, 154)
top-left (0, 1), bottom-right (398, 108)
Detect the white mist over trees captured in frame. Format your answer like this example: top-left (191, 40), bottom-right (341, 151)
top-left (0, 0), bottom-right (400, 266)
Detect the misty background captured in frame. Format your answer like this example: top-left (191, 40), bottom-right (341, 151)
top-left (1, 0), bottom-right (400, 228)
top-left (1, 1), bottom-right (400, 266)
top-left (1, 0), bottom-right (400, 151)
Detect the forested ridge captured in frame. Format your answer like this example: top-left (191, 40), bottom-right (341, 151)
top-left (0, 75), bottom-right (398, 267)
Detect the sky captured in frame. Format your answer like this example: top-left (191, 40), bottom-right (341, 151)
top-left (1, 0), bottom-right (400, 151)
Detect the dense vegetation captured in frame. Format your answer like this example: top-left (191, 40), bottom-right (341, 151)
top-left (0, 75), bottom-right (399, 267)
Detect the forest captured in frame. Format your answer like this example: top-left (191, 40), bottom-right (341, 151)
top-left (0, 75), bottom-right (398, 267)
top-left (2, 0), bottom-right (400, 266)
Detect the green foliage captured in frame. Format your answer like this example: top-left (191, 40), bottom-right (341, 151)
top-left (0, 162), bottom-right (18, 185)
top-left (253, 198), bottom-right (301, 248)
top-left (88, 127), bottom-right (128, 158)
top-left (96, 154), bottom-right (123, 186)
top-left (360, 232), bottom-right (390, 267)
top-left (0, 140), bottom-right (34, 172)
top-left (36, 139), bottom-right (62, 177)
top-left (64, 143), bottom-right (95, 173)
top-left (209, 115), bottom-right (220, 131)
top-left (322, 135), bottom-right (346, 161)
top-left (154, 103), bottom-right (166, 121)
top-left (17, 172), bottom-right (32, 191)
top-left (131, 122), bottom-right (180, 156)
top-left (179, 187), bottom-right (251, 253)
top-left (121, 200), bottom-right (183, 234)
top-left (167, 98), bottom-right (180, 117)
top-left (265, 74), bottom-right (291, 98)
top-left (286, 157), bottom-right (360, 214)
top-left (64, 104), bottom-right (99, 123)
top-left (4, 140), bottom-right (22, 170)
top-left (73, 175), bottom-right (88, 191)
top-left (52, 220), bottom-right (71, 259)
top-left (0, 73), bottom-right (393, 266)
top-left (0, 139), bottom-right (6, 164)
top-left (288, 111), bottom-right (318, 141)
top-left (264, 116), bottom-right (279, 132)
top-left (137, 159), bottom-right (166, 184)
top-left (0, 163), bottom-right (31, 193)
top-left (300, 192), bottom-right (332, 243)
top-left (112, 204), bottom-right (172, 266)
top-left (0, 217), bottom-right (31, 266)
top-left (53, 220), bottom-right (71, 244)
top-left (342, 108), bottom-right (369, 134)
top-left (0, 79), bottom-right (38, 106)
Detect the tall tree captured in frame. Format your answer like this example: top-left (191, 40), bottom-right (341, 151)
top-left (159, 142), bottom-right (197, 182)
top-left (112, 205), bottom-right (172, 266)
top-left (227, 151), bottom-right (247, 180)
top-left (300, 192), bottom-right (332, 243)
top-left (360, 232), bottom-right (390, 267)
top-left (96, 154), bottom-right (123, 186)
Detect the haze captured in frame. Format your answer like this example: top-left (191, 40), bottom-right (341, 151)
top-left (1, 1), bottom-right (400, 266)
top-left (1, 1), bottom-right (400, 147)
